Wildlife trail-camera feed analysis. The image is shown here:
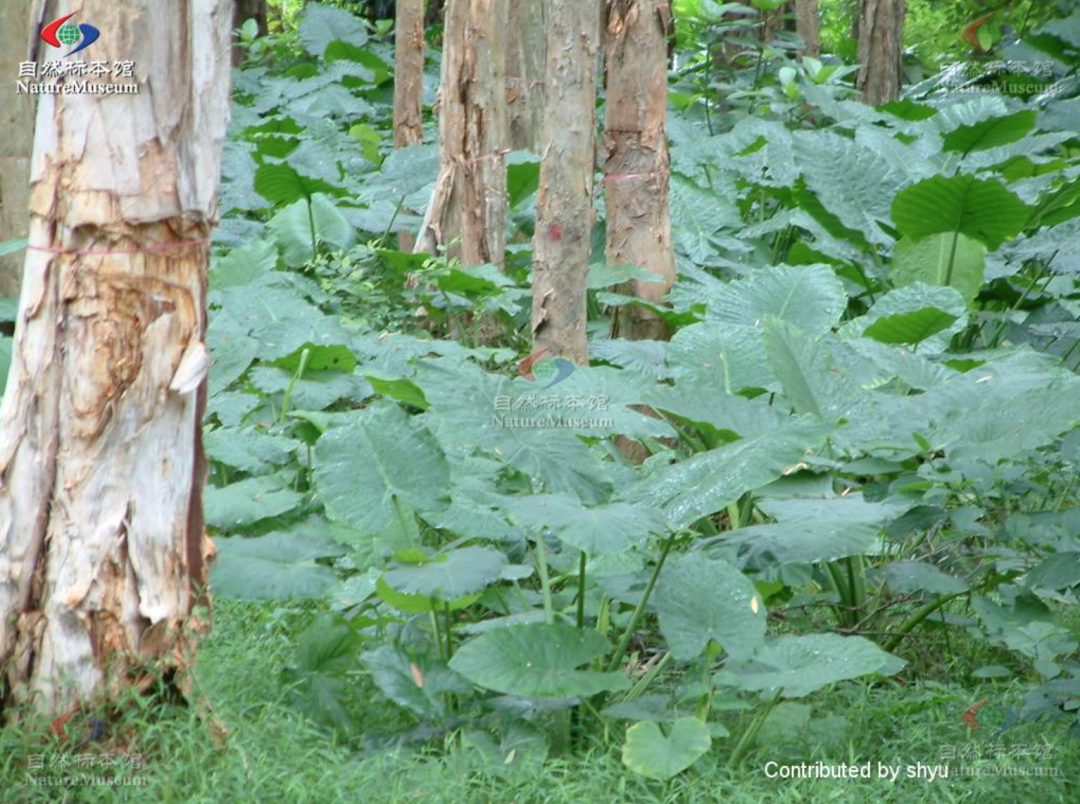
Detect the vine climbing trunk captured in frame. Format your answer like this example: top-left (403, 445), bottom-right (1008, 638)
top-left (413, 0), bottom-right (508, 269)
top-left (604, 0), bottom-right (676, 342)
top-left (0, 0), bottom-right (232, 717)
top-left (505, 0), bottom-right (547, 153)
top-left (856, 0), bottom-right (906, 105)
top-left (795, 0), bottom-right (821, 58)
top-left (393, 0), bottom-right (426, 251)
top-left (531, 0), bottom-right (601, 364)
top-left (0, 1), bottom-right (36, 296)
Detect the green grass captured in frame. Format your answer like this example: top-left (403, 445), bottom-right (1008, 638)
top-left (1, 600), bottom-right (1076, 804)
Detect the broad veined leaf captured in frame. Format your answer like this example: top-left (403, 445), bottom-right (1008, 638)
top-left (890, 233), bottom-right (987, 305)
top-left (269, 195), bottom-right (356, 268)
top-left (643, 378), bottom-right (787, 441)
top-left (666, 323), bottom-right (776, 393)
top-left (590, 339), bottom-right (669, 379)
top-left (713, 520), bottom-right (881, 570)
top-left (363, 645), bottom-right (470, 721)
top-left (763, 319), bottom-right (875, 430)
top-left (622, 418), bottom-right (825, 529)
top-left (884, 561), bottom-right (969, 595)
top-left (375, 576), bottom-right (480, 614)
top-left (849, 283), bottom-right (966, 347)
top-left (382, 546), bottom-right (507, 600)
top-left (204, 474), bottom-right (303, 531)
top-left (205, 428), bottom-right (301, 473)
top-left (722, 634), bottom-right (906, 698)
top-left (654, 554), bottom-right (766, 660)
top-left (864, 308), bottom-right (959, 345)
top-left (942, 110), bottom-right (1037, 154)
top-left (793, 130), bottom-right (909, 245)
top-left (589, 262), bottom-right (667, 290)
top-left (507, 494), bottom-right (668, 556)
top-left (283, 613), bottom-right (363, 732)
top-left (299, 2), bottom-right (370, 56)
top-left (210, 240), bottom-right (277, 289)
top-left (415, 361), bottom-right (614, 505)
top-left (706, 264), bottom-right (847, 336)
top-left (622, 718), bottom-right (712, 781)
top-left (891, 174), bottom-right (1029, 250)
top-left (669, 175), bottom-right (741, 261)
top-left (212, 528), bottom-right (344, 600)
top-left (448, 623), bottom-right (631, 697)
top-left (254, 162), bottom-right (343, 205)
top-left (1026, 553), bottom-right (1080, 591)
top-left (315, 403), bottom-right (451, 533)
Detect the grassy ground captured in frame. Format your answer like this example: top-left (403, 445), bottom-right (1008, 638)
top-left (1, 601), bottom-right (1076, 804)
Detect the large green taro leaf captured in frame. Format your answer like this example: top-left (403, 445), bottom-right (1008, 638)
top-left (722, 634), bottom-right (905, 698)
top-left (449, 623), bottom-right (631, 697)
top-left (314, 402), bottom-right (451, 533)
top-left (655, 554), bottom-right (766, 660)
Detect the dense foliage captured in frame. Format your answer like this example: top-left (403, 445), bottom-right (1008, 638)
top-left (3, 0), bottom-right (1076, 791)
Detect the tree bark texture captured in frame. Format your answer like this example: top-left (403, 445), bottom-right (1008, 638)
top-left (413, 0), bottom-right (508, 268)
top-left (394, 0), bottom-right (426, 251)
top-left (857, 0), bottom-right (905, 105)
top-left (394, 0), bottom-right (426, 150)
top-left (604, 0), bottom-right (676, 342)
top-left (505, 0), bottom-right (547, 153)
top-left (0, 0), bottom-right (232, 717)
top-left (531, 0), bottom-right (601, 364)
top-left (795, 0), bottom-right (821, 58)
top-left (0, 1), bottom-right (37, 296)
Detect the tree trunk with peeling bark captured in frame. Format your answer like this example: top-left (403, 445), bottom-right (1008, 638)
top-left (604, 0), bottom-right (675, 342)
top-left (857, 0), bottom-right (906, 105)
top-left (0, 0), bottom-right (232, 718)
top-left (506, 0), bottom-right (546, 153)
top-left (531, 0), bottom-right (601, 364)
top-left (0, 1), bottom-right (36, 296)
top-left (394, 0), bottom-right (426, 251)
top-left (795, 0), bottom-right (821, 58)
top-left (413, 0), bottom-right (508, 269)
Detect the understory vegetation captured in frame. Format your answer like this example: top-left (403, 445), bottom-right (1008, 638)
top-left (2, 1), bottom-right (1080, 801)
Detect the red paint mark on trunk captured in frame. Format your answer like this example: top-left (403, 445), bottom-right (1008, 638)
top-left (548, 223), bottom-right (562, 242)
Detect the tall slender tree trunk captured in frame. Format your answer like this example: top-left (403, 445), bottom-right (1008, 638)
top-left (604, 0), bottom-right (675, 342)
top-left (394, 0), bottom-right (426, 251)
top-left (857, 0), bottom-right (906, 105)
top-left (413, 0), bottom-right (508, 268)
top-left (0, 0), bottom-right (232, 717)
top-left (0, 2), bottom-right (37, 296)
top-left (505, 0), bottom-right (547, 153)
top-left (531, 0), bottom-right (601, 364)
top-left (795, 0), bottom-right (821, 58)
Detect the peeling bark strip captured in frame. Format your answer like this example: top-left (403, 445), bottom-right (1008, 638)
top-left (413, 0), bottom-right (508, 268)
top-left (505, 0), bottom-right (547, 153)
top-left (530, 0), bottom-right (601, 365)
top-left (0, 0), bottom-right (231, 717)
top-left (796, 0), bottom-right (821, 58)
top-left (857, 0), bottom-right (906, 105)
top-left (604, 0), bottom-right (676, 342)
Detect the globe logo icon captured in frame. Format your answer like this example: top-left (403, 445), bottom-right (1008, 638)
top-left (56, 22), bottom-right (82, 46)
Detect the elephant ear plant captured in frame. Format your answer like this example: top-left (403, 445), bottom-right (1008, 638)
top-left (183, 1), bottom-right (1080, 786)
